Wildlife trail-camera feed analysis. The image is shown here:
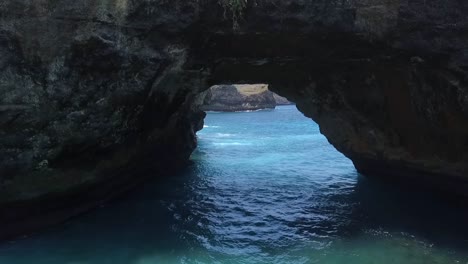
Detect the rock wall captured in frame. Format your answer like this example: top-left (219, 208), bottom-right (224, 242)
top-left (0, 0), bottom-right (207, 239)
top-left (273, 93), bottom-right (293, 105)
top-left (202, 84), bottom-right (276, 111)
top-left (1, 0), bottom-right (468, 238)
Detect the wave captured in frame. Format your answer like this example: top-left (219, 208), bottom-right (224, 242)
top-left (205, 108), bottom-right (275, 113)
top-left (234, 108), bottom-right (275, 113)
top-left (213, 133), bottom-right (234, 137)
top-left (212, 142), bottom-right (251, 146)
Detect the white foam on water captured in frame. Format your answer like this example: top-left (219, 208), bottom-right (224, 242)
top-left (213, 133), bottom-right (234, 137)
top-left (212, 142), bottom-right (250, 146)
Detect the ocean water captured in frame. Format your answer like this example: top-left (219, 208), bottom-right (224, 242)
top-left (1, 105), bottom-right (468, 264)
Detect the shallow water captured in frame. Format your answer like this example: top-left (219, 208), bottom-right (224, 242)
top-left (1, 105), bottom-right (467, 264)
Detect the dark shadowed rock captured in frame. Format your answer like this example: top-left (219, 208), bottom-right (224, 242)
top-left (0, 0), bottom-right (208, 240)
top-left (202, 84), bottom-right (276, 111)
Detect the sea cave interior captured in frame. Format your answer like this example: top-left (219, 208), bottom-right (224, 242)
top-left (1, 1), bottom-right (468, 263)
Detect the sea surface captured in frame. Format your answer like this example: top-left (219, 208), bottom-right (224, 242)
top-left (1, 105), bottom-right (468, 264)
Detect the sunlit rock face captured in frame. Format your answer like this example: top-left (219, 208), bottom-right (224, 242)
top-left (201, 84), bottom-right (292, 111)
top-left (273, 93), bottom-right (293, 106)
top-left (1, 0), bottom-right (468, 238)
top-left (201, 84), bottom-right (276, 111)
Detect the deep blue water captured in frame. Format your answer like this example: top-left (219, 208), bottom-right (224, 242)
top-left (1, 105), bottom-right (468, 263)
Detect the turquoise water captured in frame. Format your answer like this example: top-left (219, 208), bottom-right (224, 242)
top-left (1, 105), bottom-right (468, 263)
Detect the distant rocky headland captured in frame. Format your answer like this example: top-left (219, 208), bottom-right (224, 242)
top-left (201, 84), bottom-right (293, 112)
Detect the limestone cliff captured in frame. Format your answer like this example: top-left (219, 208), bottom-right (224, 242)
top-left (273, 94), bottom-right (293, 106)
top-left (1, 0), bottom-right (468, 239)
top-left (202, 84), bottom-right (276, 111)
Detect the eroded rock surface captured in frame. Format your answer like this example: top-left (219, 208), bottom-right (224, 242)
top-left (0, 0), bottom-right (206, 239)
top-left (1, 0), bottom-right (468, 238)
top-left (273, 93), bottom-right (293, 106)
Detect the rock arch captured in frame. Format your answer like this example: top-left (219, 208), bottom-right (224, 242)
top-left (0, 0), bottom-right (468, 239)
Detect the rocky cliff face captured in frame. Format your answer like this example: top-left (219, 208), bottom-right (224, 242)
top-left (202, 84), bottom-right (276, 111)
top-left (1, 0), bottom-right (468, 238)
top-left (0, 0), bottom-right (207, 239)
top-left (273, 93), bottom-right (293, 106)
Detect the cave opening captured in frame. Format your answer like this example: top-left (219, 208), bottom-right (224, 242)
top-left (2, 0), bottom-right (468, 262)
top-left (195, 83), bottom-right (356, 185)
